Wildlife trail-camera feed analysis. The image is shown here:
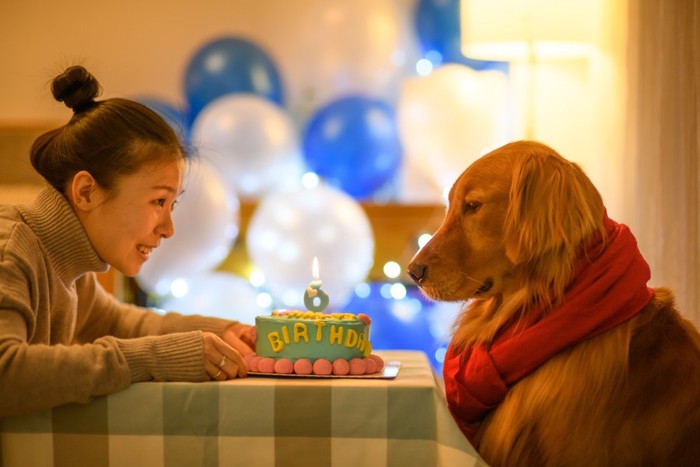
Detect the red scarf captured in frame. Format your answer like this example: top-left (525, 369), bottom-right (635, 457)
top-left (443, 216), bottom-right (654, 444)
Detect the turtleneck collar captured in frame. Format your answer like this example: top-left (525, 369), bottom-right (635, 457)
top-left (18, 186), bottom-right (108, 286)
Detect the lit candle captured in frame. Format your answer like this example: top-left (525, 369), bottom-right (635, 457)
top-left (304, 256), bottom-right (330, 312)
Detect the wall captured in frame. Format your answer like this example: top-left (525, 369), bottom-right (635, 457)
top-left (0, 0), bottom-right (622, 210)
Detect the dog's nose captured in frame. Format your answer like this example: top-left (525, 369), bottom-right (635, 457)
top-left (407, 263), bottom-right (426, 285)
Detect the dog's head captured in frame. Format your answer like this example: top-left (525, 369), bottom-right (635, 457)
top-left (408, 141), bottom-right (606, 316)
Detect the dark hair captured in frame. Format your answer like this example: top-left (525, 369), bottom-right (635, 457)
top-left (30, 65), bottom-right (186, 193)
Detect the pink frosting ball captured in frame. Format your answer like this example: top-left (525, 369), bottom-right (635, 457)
top-left (363, 357), bottom-right (378, 374)
top-left (248, 356), bottom-right (263, 372)
top-left (369, 354), bottom-right (384, 371)
top-left (349, 358), bottom-right (367, 375)
top-left (357, 313), bottom-right (371, 325)
top-left (294, 359), bottom-right (313, 375)
top-left (258, 357), bottom-right (276, 373)
top-left (332, 359), bottom-right (350, 375)
top-left (312, 358), bottom-right (333, 375)
top-left (274, 359), bottom-right (294, 374)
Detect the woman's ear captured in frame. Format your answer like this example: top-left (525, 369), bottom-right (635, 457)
top-left (69, 170), bottom-right (100, 212)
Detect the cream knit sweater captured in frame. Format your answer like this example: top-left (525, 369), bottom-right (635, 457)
top-left (0, 186), bottom-right (237, 417)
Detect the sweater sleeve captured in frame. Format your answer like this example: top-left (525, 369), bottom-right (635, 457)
top-left (0, 305), bottom-right (209, 417)
top-left (0, 257), bottom-right (212, 418)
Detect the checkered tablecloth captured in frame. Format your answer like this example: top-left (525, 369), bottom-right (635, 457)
top-left (0, 350), bottom-right (487, 467)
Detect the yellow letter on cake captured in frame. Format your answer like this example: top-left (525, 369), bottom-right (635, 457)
top-left (357, 333), bottom-right (367, 353)
top-left (293, 323), bottom-right (309, 343)
top-left (314, 321), bottom-right (326, 342)
top-left (329, 325), bottom-right (344, 345)
top-left (268, 332), bottom-right (284, 352)
top-left (344, 329), bottom-right (359, 348)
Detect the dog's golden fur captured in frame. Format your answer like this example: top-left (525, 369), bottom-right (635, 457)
top-left (408, 141), bottom-right (700, 466)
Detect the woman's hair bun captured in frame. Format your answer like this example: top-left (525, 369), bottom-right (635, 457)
top-left (52, 65), bottom-right (101, 112)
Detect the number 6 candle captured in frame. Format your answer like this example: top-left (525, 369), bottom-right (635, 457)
top-left (304, 256), bottom-right (330, 312)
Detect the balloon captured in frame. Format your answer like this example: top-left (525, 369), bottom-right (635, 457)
top-left (414, 0), bottom-right (508, 72)
top-left (294, 0), bottom-right (409, 107)
top-left (246, 183), bottom-right (375, 309)
top-left (397, 64), bottom-right (510, 192)
top-left (159, 271), bottom-right (268, 324)
top-left (341, 283), bottom-right (463, 373)
top-left (137, 158), bottom-right (239, 295)
top-left (137, 97), bottom-right (190, 145)
top-left (302, 96), bottom-right (402, 199)
top-left (184, 36), bottom-right (285, 122)
top-left (191, 94), bottom-right (303, 198)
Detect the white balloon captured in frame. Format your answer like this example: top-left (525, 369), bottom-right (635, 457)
top-left (137, 158), bottom-right (239, 295)
top-left (293, 0), bottom-right (412, 108)
top-left (191, 94), bottom-right (303, 198)
top-left (159, 272), bottom-right (267, 324)
top-left (397, 64), bottom-right (511, 194)
top-left (247, 183), bottom-right (374, 309)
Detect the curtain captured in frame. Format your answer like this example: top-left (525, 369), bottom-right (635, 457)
top-left (625, 0), bottom-right (700, 326)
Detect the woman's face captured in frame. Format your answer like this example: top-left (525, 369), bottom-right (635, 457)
top-left (79, 158), bottom-right (184, 277)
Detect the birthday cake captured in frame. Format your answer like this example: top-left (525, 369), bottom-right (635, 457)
top-left (245, 310), bottom-right (384, 376)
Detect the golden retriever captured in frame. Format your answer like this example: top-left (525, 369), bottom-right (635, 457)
top-left (407, 141), bottom-right (700, 466)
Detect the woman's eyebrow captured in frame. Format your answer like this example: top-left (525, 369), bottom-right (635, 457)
top-left (151, 185), bottom-right (182, 195)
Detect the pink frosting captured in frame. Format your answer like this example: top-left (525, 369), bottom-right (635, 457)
top-left (294, 359), bottom-right (313, 375)
top-left (248, 356), bottom-right (263, 372)
top-left (313, 358), bottom-right (333, 375)
top-left (245, 352), bottom-right (384, 375)
top-left (349, 358), bottom-right (367, 375)
top-left (369, 354), bottom-right (384, 371)
top-left (332, 359), bottom-right (350, 375)
top-left (363, 357), bottom-right (378, 374)
top-left (258, 357), bottom-right (276, 373)
top-left (274, 358), bottom-right (294, 374)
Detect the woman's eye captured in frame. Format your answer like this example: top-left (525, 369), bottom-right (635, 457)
top-left (463, 201), bottom-right (482, 214)
top-left (170, 200), bottom-right (179, 211)
top-left (156, 199), bottom-right (166, 207)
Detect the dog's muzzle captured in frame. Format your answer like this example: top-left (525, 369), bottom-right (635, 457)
top-left (407, 263), bottom-right (426, 285)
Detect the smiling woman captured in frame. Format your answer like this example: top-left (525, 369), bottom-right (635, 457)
top-left (71, 158), bottom-right (183, 277)
top-left (0, 66), bottom-right (256, 419)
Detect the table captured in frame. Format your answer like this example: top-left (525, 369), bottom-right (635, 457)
top-left (0, 351), bottom-right (487, 467)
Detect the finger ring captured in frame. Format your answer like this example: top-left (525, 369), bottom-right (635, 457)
top-left (214, 369), bottom-right (222, 379)
top-left (218, 355), bottom-right (227, 368)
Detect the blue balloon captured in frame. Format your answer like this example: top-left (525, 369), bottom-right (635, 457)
top-left (184, 36), bottom-right (285, 123)
top-left (137, 97), bottom-right (190, 145)
top-left (414, 0), bottom-right (508, 73)
top-left (302, 96), bottom-right (402, 199)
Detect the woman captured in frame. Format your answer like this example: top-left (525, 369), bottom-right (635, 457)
top-left (0, 66), bottom-right (253, 418)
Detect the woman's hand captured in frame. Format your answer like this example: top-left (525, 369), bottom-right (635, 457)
top-left (223, 323), bottom-right (255, 354)
top-left (202, 332), bottom-right (248, 380)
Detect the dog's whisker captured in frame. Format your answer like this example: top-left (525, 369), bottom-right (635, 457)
top-left (456, 271), bottom-right (489, 288)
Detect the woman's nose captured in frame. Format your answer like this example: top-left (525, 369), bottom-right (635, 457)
top-left (158, 211), bottom-right (175, 238)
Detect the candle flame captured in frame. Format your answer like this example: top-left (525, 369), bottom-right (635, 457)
top-left (312, 256), bottom-right (320, 280)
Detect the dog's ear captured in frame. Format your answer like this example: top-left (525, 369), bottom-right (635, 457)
top-left (504, 150), bottom-right (605, 301)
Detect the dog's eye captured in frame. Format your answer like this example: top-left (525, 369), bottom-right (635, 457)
top-left (463, 201), bottom-right (482, 214)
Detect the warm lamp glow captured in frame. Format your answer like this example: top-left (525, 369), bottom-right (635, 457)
top-left (460, 0), bottom-right (600, 61)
